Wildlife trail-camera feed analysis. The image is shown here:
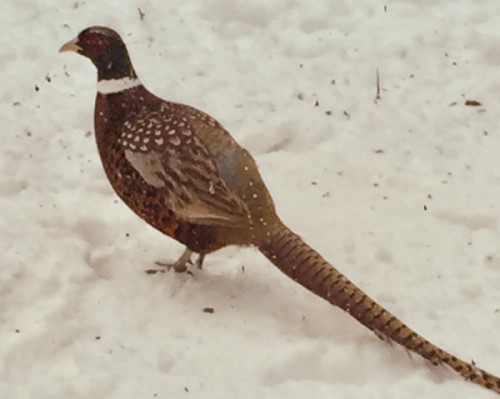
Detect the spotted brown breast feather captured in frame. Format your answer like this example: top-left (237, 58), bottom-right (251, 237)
top-left (60, 26), bottom-right (500, 395)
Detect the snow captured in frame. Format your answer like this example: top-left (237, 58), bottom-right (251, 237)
top-left (1, 1), bottom-right (500, 398)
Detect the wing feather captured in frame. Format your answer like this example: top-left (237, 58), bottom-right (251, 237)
top-left (122, 105), bottom-right (250, 227)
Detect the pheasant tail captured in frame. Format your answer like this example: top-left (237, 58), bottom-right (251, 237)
top-left (258, 224), bottom-right (500, 394)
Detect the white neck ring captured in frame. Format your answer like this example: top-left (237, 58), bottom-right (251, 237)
top-left (97, 77), bottom-right (141, 94)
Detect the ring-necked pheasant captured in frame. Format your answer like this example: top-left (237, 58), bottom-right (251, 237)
top-left (60, 26), bottom-right (500, 394)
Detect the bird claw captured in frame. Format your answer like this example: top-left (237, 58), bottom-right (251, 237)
top-left (145, 248), bottom-right (204, 275)
top-left (148, 260), bottom-right (193, 274)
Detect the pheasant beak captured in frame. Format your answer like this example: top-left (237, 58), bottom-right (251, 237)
top-left (59, 37), bottom-right (82, 53)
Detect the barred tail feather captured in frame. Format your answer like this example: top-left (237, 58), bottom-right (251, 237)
top-left (258, 225), bottom-right (500, 394)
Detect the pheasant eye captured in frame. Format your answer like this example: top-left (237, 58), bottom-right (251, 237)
top-left (81, 34), bottom-right (109, 57)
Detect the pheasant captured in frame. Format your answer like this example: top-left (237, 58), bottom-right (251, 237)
top-left (60, 26), bottom-right (500, 394)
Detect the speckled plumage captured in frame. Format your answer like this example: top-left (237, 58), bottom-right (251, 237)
top-left (94, 86), bottom-right (261, 253)
top-left (60, 26), bottom-right (500, 395)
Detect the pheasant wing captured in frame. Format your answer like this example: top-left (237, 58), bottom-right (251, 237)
top-left (121, 108), bottom-right (250, 227)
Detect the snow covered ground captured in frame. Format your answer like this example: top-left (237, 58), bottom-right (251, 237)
top-left (1, 1), bottom-right (500, 398)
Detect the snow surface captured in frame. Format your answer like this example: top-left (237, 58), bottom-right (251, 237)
top-left (1, 1), bottom-right (500, 398)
